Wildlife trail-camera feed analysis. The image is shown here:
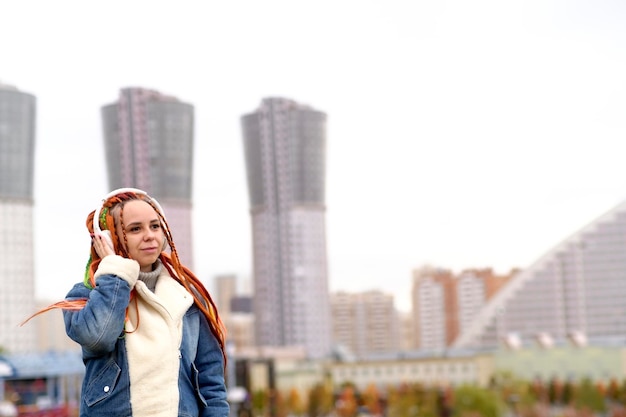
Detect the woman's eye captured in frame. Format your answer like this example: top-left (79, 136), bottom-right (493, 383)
top-left (151, 224), bottom-right (161, 230)
top-left (130, 226), bottom-right (140, 232)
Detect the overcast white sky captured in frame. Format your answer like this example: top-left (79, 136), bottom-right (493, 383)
top-left (3, 0), bottom-right (626, 311)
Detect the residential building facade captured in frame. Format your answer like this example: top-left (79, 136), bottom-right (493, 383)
top-left (241, 97), bottom-right (331, 359)
top-left (0, 82), bottom-right (37, 353)
top-left (412, 267), bottom-right (453, 350)
top-left (454, 201), bottom-right (626, 349)
top-left (215, 274), bottom-right (256, 351)
top-left (412, 267), bottom-right (513, 350)
top-left (331, 291), bottom-right (400, 359)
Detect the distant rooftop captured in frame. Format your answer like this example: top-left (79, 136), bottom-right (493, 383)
top-left (0, 351), bottom-right (84, 379)
top-left (0, 81), bottom-right (18, 91)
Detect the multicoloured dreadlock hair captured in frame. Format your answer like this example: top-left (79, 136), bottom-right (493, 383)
top-left (23, 188), bottom-right (227, 362)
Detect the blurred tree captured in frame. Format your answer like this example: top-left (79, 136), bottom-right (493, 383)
top-left (619, 380), bottom-right (626, 405)
top-left (386, 383), bottom-right (419, 417)
top-left (418, 385), bottom-right (441, 417)
top-left (252, 389), bottom-right (269, 417)
top-left (336, 385), bottom-right (358, 417)
top-left (573, 378), bottom-right (605, 414)
top-left (273, 390), bottom-right (288, 417)
top-left (489, 370), bottom-right (535, 414)
top-left (606, 378), bottom-right (620, 402)
top-left (307, 383), bottom-right (334, 417)
top-left (451, 384), bottom-right (504, 417)
top-left (561, 380), bottom-right (573, 406)
top-left (362, 384), bottom-right (382, 416)
top-left (548, 378), bottom-right (563, 405)
top-left (286, 388), bottom-right (305, 416)
top-left (529, 377), bottom-right (548, 404)
top-left (436, 388), bottom-right (452, 417)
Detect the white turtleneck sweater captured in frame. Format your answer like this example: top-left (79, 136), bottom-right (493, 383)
top-left (123, 260), bottom-right (193, 417)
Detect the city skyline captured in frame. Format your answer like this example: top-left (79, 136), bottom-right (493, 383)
top-left (2, 1), bottom-right (626, 313)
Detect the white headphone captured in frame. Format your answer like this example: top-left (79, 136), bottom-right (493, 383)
top-left (93, 188), bottom-right (167, 250)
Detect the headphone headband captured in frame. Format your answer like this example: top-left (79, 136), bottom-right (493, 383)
top-left (92, 188), bottom-right (167, 236)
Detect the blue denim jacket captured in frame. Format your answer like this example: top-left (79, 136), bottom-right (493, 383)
top-left (64, 272), bottom-right (229, 417)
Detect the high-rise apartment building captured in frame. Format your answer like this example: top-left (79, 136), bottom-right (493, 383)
top-left (241, 97), bottom-right (332, 359)
top-left (0, 82), bottom-right (37, 353)
top-left (101, 88), bottom-right (195, 267)
top-left (331, 291), bottom-right (400, 359)
top-left (457, 271), bottom-right (485, 337)
top-left (215, 274), bottom-right (237, 318)
top-left (412, 267), bottom-right (512, 350)
top-left (412, 267), bottom-right (452, 350)
top-left (454, 201), bottom-right (626, 349)
top-left (457, 269), bottom-right (512, 337)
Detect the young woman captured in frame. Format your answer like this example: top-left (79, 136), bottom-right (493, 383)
top-left (39, 188), bottom-right (229, 417)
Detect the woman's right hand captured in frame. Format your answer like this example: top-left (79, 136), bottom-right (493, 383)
top-left (92, 233), bottom-right (115, 258)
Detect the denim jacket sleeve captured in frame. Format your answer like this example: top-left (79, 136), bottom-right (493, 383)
top-left (196, 311), bottom-right (229, 417)
top-left (63, 255), bottom-right (140, 356)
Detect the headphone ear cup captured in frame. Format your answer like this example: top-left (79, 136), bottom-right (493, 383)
top-left (100, 230), bottom-right (114, 250)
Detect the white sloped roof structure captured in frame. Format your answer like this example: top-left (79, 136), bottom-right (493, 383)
top-left (453, 200), bottom-right (626, 349)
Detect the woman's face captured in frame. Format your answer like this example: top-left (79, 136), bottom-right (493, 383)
top-left (116, 200), bottom-right (165, 272)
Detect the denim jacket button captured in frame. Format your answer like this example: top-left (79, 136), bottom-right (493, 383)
top-left (104, 386), bottom-right (110, 393)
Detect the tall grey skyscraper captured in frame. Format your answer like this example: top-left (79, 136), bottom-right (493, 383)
top-left (0, 82), bottom-right (37, 352)
top-left (101, 87), bottom-right (195, 267)
top-left (241, 97), bottom-right (332, 358)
